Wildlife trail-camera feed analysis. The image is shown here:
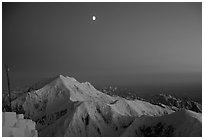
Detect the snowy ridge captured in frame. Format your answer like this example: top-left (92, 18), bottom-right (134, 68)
top-left (10, 75), bottom-right (202, 136)
top-left (39, 98), bottom-right (172, 136)
top-left (121, 109), bottom-right (202, 137)
top-left (22, 75), bottom-right (115, 130)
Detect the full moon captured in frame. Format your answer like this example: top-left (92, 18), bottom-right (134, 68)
top-left (92, 16), bottom-right (96, 21)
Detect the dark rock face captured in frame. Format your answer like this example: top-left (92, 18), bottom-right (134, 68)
top-left (138, 122), bottom-right (174, 137)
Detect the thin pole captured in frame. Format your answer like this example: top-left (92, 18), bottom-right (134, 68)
top-left (5, 65), bottom-right (12, 112)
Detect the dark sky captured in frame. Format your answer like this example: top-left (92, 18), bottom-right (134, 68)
top-left (2, 2), bottom-right (202, 90)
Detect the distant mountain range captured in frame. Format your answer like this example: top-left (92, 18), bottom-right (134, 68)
top-left (3, 75), bottom-right (202, 136)
top-left (100, 86), bottom-right (202, 113)
top-left (149, 93), bottom-right (202, 113)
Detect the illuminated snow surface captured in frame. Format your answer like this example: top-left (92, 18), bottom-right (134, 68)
top-left (2, 112), bottom-right (38, 137)
top-left (11, 75), bottom-right (202, 137)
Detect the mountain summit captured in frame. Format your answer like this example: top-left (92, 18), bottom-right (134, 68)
top-left (10, 75), bottom-right (202, 137)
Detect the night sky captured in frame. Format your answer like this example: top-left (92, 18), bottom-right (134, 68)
top-left (2, 2), bottom-right (202, 91)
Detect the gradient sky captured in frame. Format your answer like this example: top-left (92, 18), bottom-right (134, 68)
top-left (2, 2), bottom-right (202, 90)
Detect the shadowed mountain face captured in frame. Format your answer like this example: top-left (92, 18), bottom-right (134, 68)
top-left (4, 75), bottom-right (201, 137)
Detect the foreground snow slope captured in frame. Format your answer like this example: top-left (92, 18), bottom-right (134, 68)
top-left (11, 75), bottom-right (202, 136)
top-left (122, 109), bottom-right (202, 137)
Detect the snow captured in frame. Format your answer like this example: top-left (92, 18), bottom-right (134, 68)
top-left (2, 112), bottom-right (38, 137)
top-left (10, 75), bottom-right (202, 137)
top-left (121, 109), bottom-right (202, 137)
top-left (37, 90), bottom-right (173, 136)
top-left (40, 100), bottom-right (135, 136)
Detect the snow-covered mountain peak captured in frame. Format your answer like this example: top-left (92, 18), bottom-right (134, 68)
top-left (9, 75), bottom-right (202, 137)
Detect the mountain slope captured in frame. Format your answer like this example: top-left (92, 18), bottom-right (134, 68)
top-left (122, 109), bottom-right (202, 137)
top-left (9, 75), bottom-right (201, 137)
top-left (22, 75), bottom-right (114, 130)
top-left (39, 98), bottom-right (172, 137)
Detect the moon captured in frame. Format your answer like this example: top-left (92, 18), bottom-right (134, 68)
top-left (92, 16), bottom-right (96, 21)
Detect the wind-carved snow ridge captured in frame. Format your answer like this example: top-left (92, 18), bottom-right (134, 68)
top-left (11, 75), bottom-right (202, 137)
